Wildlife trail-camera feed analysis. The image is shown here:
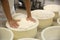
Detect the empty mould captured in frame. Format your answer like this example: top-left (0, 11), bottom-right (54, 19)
top-left (0, 27), bottom-right (13, 40)
top-left (41, 26), bottom-right (60, 40)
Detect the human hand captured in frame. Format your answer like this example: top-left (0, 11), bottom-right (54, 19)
top-left (26, 17), bottom-right (36, 22)
top-left (8, 19), bottom-right (20, 28)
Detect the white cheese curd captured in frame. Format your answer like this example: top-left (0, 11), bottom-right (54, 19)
top-left (31, 10), bottom-right (55, 19)
top-left (44, 4), bottom-right (60, 20)
top-left (44, 4), bottom-right (60, 12)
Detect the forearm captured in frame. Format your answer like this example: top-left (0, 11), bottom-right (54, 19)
top-left (24, 0), bottom-right (31, 18)
top-left (1, 0), bottom-right (13, 21)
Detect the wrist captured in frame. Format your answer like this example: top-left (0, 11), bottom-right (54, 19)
top-left (7, 18), bottom-right (14, 22)
top-left (27, 15), bottom-right (32, 18)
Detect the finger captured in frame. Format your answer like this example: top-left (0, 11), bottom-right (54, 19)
top-left (10, 24), bottom-right (15, 28)
top-left (26, 18), bottom-right (29, 21)
top-left (26, 18), bottom-right (36, 22)
top-left (31, 20), bottom-right (36, 22)
top-left (10, 22), bottom-right (19, 28)
top-left (16, 20), bottom-right (20, 22)
top-left (11, 24), bottom-right (18, 28)
top-left (13, 22), bottom-right (19, 28)
top-left (30, 18), bottom-right (36, 22)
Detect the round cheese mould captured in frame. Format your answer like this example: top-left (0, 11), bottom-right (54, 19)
top-left (44, 4), bottom-right (60, 20)
top-left (6, 13), bottom-right (39, 40)
top-left (31, 10), bottom-right (55, 29)
top-left (0, 27), bottom-right (13, 40)
top-left (41, 26), bottom-right (60, 40)
top-left (18, 38), bottom-right (39, 40)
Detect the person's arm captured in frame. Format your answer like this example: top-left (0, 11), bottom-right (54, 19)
top-left (1, 0), bottom-right (12, 20)
top-left (1, 0), bottom-right (19, 28)
top-left (24, 0), bottom-right (35, 22)
top-left (24, 0), bottom-right (31, 18)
